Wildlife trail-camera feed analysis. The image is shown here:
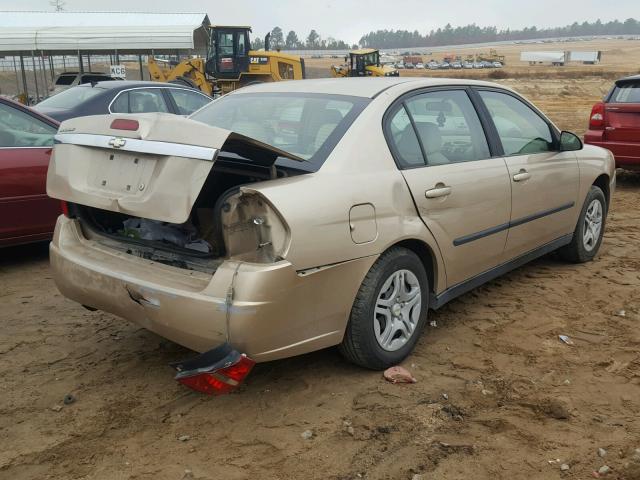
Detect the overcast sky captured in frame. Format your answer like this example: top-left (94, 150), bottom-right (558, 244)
top-left (1, 0), bottom-right (637, 44)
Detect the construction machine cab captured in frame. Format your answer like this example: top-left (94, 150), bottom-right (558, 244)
top-left (349, 49), bottom-right (380, 76)
top-left (206, 26), bottom-right (252, 79)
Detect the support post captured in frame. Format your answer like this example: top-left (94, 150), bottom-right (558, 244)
top-left (78, 50), bottom-right (84, 73)
top-left (138, 54), bottom-right (144, 80)
top-left (31, 52), bottom-right (40, 103)
top-left (19, 54), bottom-right (28, 104)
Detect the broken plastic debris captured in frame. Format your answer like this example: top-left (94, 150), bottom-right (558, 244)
top-left (429, 320), bottom-right (437, 327)
top-left (558, 335), bottom-right (574, 345)
top-left (383, 366), bottom-right (417, 384)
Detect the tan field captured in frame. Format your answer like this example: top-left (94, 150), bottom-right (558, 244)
top-left (1, 38), bottom-right (640, 480)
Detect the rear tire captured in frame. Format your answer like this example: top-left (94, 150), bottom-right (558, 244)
top-left (339, 247), bottom-right (429, 370)
top-left (558, 185), bottom-right (606, 263)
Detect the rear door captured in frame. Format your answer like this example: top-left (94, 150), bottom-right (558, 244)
top-left (605, 79), bottom-right (640, 143)
top-left (475, 89), bottom-right (579, 259)
top-left (0, 101), bottom-right (59, 244)
top-left (386, 88), bottom-right (511, 288)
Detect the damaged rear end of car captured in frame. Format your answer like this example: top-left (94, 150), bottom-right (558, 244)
top-left (47, 113), bottom-right (304, 394)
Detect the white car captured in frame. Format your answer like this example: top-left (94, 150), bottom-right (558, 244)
top-left (415, 63), bottom-right (425, 69)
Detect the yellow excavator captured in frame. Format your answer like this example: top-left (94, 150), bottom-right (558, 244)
top-left (331, 49), bottom-right (399, 77)
top-left (148, 26), bottom-right (305, 96)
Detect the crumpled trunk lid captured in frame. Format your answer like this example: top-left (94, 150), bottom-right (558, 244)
top-left (47, 113), bottom-right (302, 224)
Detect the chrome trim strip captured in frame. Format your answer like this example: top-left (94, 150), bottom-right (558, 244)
top-left (453, 201), bottom-right (575, 247)
top-left (54, 133), bottom-right (217, 161)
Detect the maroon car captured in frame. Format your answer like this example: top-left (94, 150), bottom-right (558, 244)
top-left (585, 75), bottom-right (640, 170)
top-left (0, 97), bottom-right (61, 247)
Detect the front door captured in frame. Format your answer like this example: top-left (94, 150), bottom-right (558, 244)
top-left (476, 89), bottom-right (579, 259)
top-left (386, 88), bottom-right (511, 288)
top-left (0, 102), bottom-right (59, 244)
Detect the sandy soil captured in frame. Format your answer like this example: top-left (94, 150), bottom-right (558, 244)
top-left (2, 38), bottom-right (640, 480)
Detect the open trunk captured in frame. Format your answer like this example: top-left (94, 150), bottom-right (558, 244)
top-left (48, 113), bottom-right (305, 273)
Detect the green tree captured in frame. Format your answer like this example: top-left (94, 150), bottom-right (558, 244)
top-left (285, 30), bottom-right (299, 48)
top-left (306, 30), bottom-right (320, 48)
top-left (271, 26), bottom-right (284, 49)
top-left (252, 36), bottom-right (264, 50)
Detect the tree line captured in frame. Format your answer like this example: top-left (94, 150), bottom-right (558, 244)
top-left (252, 27), bottom-right (357, 50)
top-left (359, 18), bottom-right (640, 49)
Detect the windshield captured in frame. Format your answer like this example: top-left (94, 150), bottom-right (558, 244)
top-left (190, 92), bottom-right (369, 170)
top-left (36, 85), bottom-right (105, 110)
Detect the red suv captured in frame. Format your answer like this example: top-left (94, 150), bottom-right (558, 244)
top-left (585, 75), bottom-right (640, 170)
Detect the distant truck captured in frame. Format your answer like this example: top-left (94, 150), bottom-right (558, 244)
top-left (520, 51), bottom-right (568, 66)
top-left (403, 55), bottom-right (423, 65)
top-left (569, 51), bottom-right (602, 65)
top-left (521, 51), bottom-right (602, 66)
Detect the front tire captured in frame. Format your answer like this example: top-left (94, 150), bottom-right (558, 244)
top-left (339, 247), bottom-right (428, 370)
top-left (559, 185), bottom-right (606, 263)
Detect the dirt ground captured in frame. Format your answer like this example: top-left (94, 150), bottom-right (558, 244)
top-left (2, 39), bottom-right (640, 480)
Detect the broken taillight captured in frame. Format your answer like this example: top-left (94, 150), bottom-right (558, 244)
top-left (171, 344), bottom-right (255, 396)
top-left (589, 102), bottom-right (606, 129)
top-left (110, 119), bottom-right (139, 131)
top-left (176, 355), bottom-right (255, 395)
top-left (60, 200), bottom-right (70, 217)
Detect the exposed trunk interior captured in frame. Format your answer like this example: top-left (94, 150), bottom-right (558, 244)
top-left (73, 157), bottom-right (306, 273)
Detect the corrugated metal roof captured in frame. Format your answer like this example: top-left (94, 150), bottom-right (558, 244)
top-left (0, 11), bottom-right (210, 54)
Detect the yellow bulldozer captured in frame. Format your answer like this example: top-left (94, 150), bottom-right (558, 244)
top-left (148, 26), bottom-right (305, 96)
top-left (331, 49), bottom-right (399, 77)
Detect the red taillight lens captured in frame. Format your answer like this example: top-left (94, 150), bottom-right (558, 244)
top-left (589, 102), bottom-right (606, 129)
top-left (176, 355), bottom-right (255, 395)
top-left (60, 200), bottom-right (69, 217)
top-left (110, 119), bottom-right (139, 131)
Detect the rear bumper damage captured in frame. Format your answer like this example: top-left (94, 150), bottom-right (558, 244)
top-left (50, 216), bottom-right (376, 362)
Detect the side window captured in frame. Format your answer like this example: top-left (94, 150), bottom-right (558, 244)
top-left (237, 32), bottom-right (246, 55)
top-left (110, 91), bottom-right (129, 113)
top-left (219, 33), bottom-right (234, 55)
top-left (278, 62), bottom-right (294, 79)
top-left (386, 104), bottom-right (425, 168)
top-left (404, 90), bottom-right (490, 165)
top-left (0, 103), bottom-right (56, 148)
top-left (111, 89), bottom-right (169, 114)
top-left (478, 90), bottom-right (554, 156)
top-left (168, 89), bottom-right (212, 115)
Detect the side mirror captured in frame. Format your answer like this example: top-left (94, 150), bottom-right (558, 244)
top-left (559, 131), bottom-right (583, 152)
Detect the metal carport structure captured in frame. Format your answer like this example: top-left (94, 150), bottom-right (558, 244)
top-left (0, 11), bottom-right (210, 103)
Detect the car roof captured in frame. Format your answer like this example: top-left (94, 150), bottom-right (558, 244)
top-left (616, 74), bottom-right (640, 86)
top-left (233, 77), bottom-right (507, 99)
top-left (77, 80), bottom-right (192, 90)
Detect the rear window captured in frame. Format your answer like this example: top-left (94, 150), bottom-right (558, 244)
top-left (190, 92), bottom-right (369, 170)
top-left (611, 83), bottom-right (640, 103)
top-left (55, 74), bottom-right (76, 86)
top-left (36, 85), bottom-right (105, 110)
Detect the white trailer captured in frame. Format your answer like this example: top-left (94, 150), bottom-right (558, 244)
top-left (520, 51), bottom-right (568, 66)
top-left (569, 51), bottom-right (602, 64)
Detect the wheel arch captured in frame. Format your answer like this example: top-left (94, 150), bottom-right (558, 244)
top-left (592, 173), bottom-right (610, 208)
top-left (391, 238), bottom-right (439, 300)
